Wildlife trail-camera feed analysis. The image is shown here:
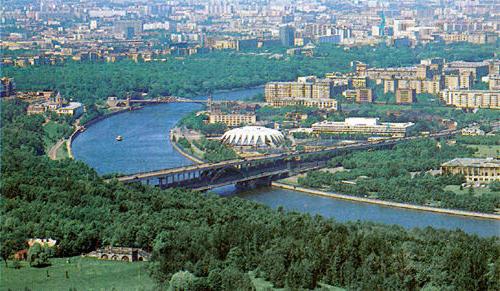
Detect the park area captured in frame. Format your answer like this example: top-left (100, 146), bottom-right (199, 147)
top-left (0, 256), bottom-right (154, 291)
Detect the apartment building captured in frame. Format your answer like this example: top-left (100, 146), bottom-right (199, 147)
top-left (355, 88), bottom-right (373, 103)
top-left (208, 113), bottom-right (256, 127)
top-left (396, 88), bottom-right (416, 104)
top-left (441, 89), bottom-right (499, 109)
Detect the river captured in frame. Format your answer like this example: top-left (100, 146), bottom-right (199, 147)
top-left (72, 87), bottom-right (500, 237)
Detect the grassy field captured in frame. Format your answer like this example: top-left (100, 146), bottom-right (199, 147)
top-left (0, 256), bottom-right (156, 291)
top-left (1, 257), bottom-right (346, 291)
top-left (444, 184), bottom-right (496, 197)
top-left (55, 142), bottom-right (69, 160)
top-left (467, 144), bottom-right (500, 158)
top-left (43, 121), bottom-right (72, 152)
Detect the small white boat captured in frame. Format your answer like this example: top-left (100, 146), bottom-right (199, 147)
top-left (116, 135), bottom-right (123, 141)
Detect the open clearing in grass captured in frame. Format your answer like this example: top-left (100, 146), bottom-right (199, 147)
top-left (0, 256), bottom-right (155, 291)
top-left (466, 144), bottom-right (499, 158)
top-left (444, 184), bottom-right (497, 198)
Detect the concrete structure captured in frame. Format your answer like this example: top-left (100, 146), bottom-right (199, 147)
top-left (86, 246), bottom-right (150, 262)
top-left (355, 88), bottom-right (373, 103)
top-left (461, 126), bottom-right (485, 136)
top-left (312, 117), bottom-right (414, 137)
top-left (265, 78), bottom-right (338, 110)
top-left (441, 89), bottom-right (499, 109)
top-left (441, 158), bottom-right (499, 185)
top-left (489, 75), bottom-right (500, 90)
top-left (384, 79), bottom-right (398, 94)
top-left (279, 25), bottom-right (295, 47)
top-left (208, 113), bottom-right (256, 127)
top-left (0, 77), bottom-right (15, 97)
top-left (56, 102), bottom-right (84, 116)
top-left (265, 79), bottom-right (333, 101)
top-left (269, 97), bottom-right (337, 110)
top-left (114, 20), bottom-right (143, 39)
top-left (221, 126), bottom-right (284, 147)
top-left (396, 88), bottom-right (416, 104)
top-left (446, 61), bottom-right (489, 80)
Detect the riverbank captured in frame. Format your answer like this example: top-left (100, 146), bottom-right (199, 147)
top-left (169, 129), bottom-right (205, 164)
top-left (272, 182), bottom-right (500, 221)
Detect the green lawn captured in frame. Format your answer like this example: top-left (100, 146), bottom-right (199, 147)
top-left (466, 145), bottom-right (500, 158)
top-left (0, 256), bottom-right (156, 291)
top-left (55, 142), bottom-right (69, 160)
top-left (43, 121), bottom-right (72, 152)
top-left (444, 185), bottom-right (497, 198)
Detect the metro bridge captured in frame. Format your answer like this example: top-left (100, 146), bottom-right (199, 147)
top-left (112, 129), bottom-right (457, 191)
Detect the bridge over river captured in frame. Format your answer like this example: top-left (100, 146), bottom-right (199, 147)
top-left (113, 130), bottom-right (458, 191)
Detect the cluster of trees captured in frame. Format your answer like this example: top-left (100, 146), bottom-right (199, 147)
top-left (192, 138), bottom-right (238, 163)
top-left (456, 135), bottom-right (499, 145)
top-left (178, 113), bottom-right (227, 136)
top-left (2, 101), bottom-right (499, 289)
top-left (299, 139), bottom-right (500, 213)
top-left (3, 42), bottom-right (496, 105)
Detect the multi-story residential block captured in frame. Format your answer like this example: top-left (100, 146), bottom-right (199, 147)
top-left (355, 88), bottom-right (373, 103)
top-left (270, 98), bottom-right (337, 110)
top-left (446, 61), bottom-right (489, 80)
top-left (265, 79), bottom-right (333, 101)
top-left (441, 89), bottom-right (499, 109)
top-left (445, 74), bottom-right (461, 90)
top-left (441, 158), bottom-right (499, 185)
top-left (351, 76), bottom-right (368, 89)
top-left (208, 113), bottom-right (256, 127)
top-left (396, 88), bottom-right (416, 104)
top-left (459, 71), bottom-right (474, 89)
top-left (312, 117), bottom-right (414, 137)
top-left (383, 78), bottom-right (398, 94)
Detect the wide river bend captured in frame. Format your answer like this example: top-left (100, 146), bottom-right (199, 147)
top-left (72, 88), bottom-right (500, 237)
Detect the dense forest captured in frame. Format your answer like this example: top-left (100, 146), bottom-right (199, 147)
top-left (1, 100), bottom-right (500, 289)
top-left (299, 139), bottom-right (500, 213)
top-left (2, 42), bottom-right (497, 105)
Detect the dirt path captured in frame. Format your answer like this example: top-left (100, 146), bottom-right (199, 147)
top-left (48, 138), bottom-right (66, 160)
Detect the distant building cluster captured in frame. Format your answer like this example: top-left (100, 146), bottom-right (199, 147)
top-left (2, 1), bottom-right (498, 67)
top-left (26, 91), bottom-right (83, 116)
top-left (264, 57), bottom-right (499, 109)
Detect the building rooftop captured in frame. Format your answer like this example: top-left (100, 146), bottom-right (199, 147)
top-left (62, 102), bottom-right (83, 109)
top-left (313, 117), bottom-right (414, 128)
top-left (442, 158), bottom-right (499, 168)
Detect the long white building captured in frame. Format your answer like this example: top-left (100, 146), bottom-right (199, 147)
top-left (312, 117), bottom-right (414, 137)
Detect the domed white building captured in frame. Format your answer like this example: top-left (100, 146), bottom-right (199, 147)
top-left (221, 126), bottom-right (285, 148)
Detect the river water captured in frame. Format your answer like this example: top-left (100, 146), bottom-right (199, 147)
top-left (72, 87), bottom-right (500, 237)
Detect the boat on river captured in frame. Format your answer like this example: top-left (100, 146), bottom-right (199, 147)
top-left (116, 135), bottom-right (123, 141)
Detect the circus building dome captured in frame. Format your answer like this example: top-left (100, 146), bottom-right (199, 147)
top-left (221, 126), bottom-right (285, 148)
